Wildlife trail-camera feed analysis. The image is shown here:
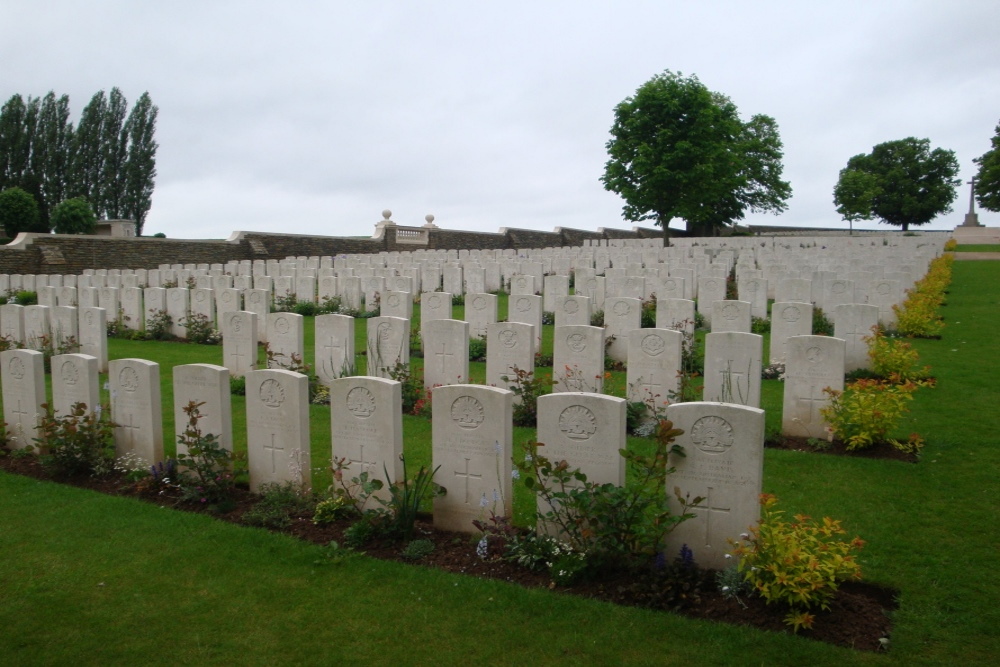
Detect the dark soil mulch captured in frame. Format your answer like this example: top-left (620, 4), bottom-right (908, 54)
top-left (766, 435), bottom-right (918, 463)
top-left (0, 453), bottom-right (896, 653)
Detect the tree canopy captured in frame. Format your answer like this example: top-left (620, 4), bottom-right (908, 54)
top-left (0, 186), bottom-right (40, 238)
top-left (600, 70), bottom-right (791, 237)
top-left (51, 196), bottom-right (96, 234)
top-left (0, 88), bottom-right (158, 234)
top-left (973, 120), bottom-right (1000, 212)
top-left (833, 137), bottom-right (960, 231)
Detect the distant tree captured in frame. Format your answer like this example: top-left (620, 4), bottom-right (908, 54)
top-left (99, 88), bottom-right (129, 219)
top-left (1, 88), bottom-right (158, 231)
top-left (834, 137), bottom-right (960, 231)
top-left (832, 168), bottom-right (880, 232)
top-left (68, 90), bottom-right (107, 208)
top-left (601, 70), bottom-right (791, 238)
top-left (123, 92), bottom-right (158, 235)
top-left (0, 95), bottom-right (35, 191)
top-left (32, 92), bottom-right (74, 223)
top-left (51, 196), bottom-right (96, 234)
top-left (973, 120), bottom-right (1000, 212)
top-left (0, 186), bottom-right (40, 237)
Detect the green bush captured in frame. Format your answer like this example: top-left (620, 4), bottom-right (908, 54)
top-left (35, 402), bottom-right (116, 477)
top-left (51, 197), bottom-right (96, 234)
top-left (0, 187), bottom-right (40, 237)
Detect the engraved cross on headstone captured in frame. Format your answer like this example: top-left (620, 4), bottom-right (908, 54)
top-left (11, 399), bottom-right (30, 433)
top-left (435, 342), bottom-right (455, 373)
top-left (264, 433), bottom-right (284, 474)
top-left (640, 375), bottom-right (663, 398)
top-left (690, 486), bottom-right (731, 548)
top-left (347, 443), bottom-right (378, 476)
top-left (797, 383), bottom-right (829, 424)
top-left (119, 413), bottom-right (142, 453)
top-left (322, 335), bottom-right (345, 378)
top-left (454, 457), bottom-right (482, 504)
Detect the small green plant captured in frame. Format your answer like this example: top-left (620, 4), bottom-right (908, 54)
top-left (144, 309), bottom-right (173, 340)
top-left (293, 300), bottom-right (319, 317)
top-left (377, 460), bottom-right (443, 541)
top-left (866, 327), bottom-right (931, 381)
top-left (812, 307), bottom-right (834, 336)
top-left (821, 379), bottom-right (924, 453)
top-left (515, 420), bottom-right (701, 572)
top-left (468, 335), bottom-right (487, 361)
top-left (229, 375), bottom-right (246, 396)
top-left (346, 457), bottom-right (444, 545)
top-left (750, 316), bottom-right (770, 334)
top-left (317, 295), bottom-right (343, 314)
top-left (401, 539), bottom-right (435, 560)
top-left (500, 366), bottom-right (550, 427)
top-left (388, 361), bottom-right (424, 415)
top-left (179, 313), bottom-right (221, 344)
top-left (175, 401), bottom-right (240, 506)
top-left (640, 298), bottom-right (656, 328)
top-left (35, 402), bottom-right (116, 477)
top-left (731, 494), bottom-right (865, 632)
top-left (15, 290), bottom-right (37, 306)
top-left (272, 293), bottom-right (298, 313)
top-left (716, 559), bottom-right (748, 606)
top-left (242, 480), bottom-right (315, 528)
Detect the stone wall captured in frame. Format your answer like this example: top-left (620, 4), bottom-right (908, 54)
top-left (0, 223), bottom-right (673, 275)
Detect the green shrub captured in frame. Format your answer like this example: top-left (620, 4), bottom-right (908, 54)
top-left (468, 335), bottom-right (487, 361)
top-left (731, 494), bottom-right (865, 632)
top-left (35, 402), bottom-right (116, 477)
top-left (175, 401), bottom-right (241, 506)
top-left (515, 420), bottom-right (700, 573)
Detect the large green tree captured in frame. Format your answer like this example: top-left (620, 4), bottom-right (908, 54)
top-left (0, 186), bottom-right (40, 237)
top-left (50, 196), bottom-right (96, 234)
top-left (973, 120), bottom-right (1000, 212)
top-left (834, 137), bottom-right (960, 231)
top-left (600, 70), bottom-right (791, 238)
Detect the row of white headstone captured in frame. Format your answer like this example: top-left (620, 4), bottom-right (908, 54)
top-left (0, 343), bottom-right (762, 570)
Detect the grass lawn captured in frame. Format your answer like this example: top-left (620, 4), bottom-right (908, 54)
top-left (2, 263), bottom-right (999, 665)
top-left (951, 244), bottom-right (1000, 252)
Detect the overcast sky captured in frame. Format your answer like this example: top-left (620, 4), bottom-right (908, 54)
top-left (4, 1), bottom-right (999, 239)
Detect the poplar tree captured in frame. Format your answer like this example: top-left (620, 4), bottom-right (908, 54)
top-left (123, 92), bottom-right (158, 235)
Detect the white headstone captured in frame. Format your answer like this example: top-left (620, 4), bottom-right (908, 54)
top-left (109, 358), bottom-right (164, 466)
top-left (626, 328), bottom-right (683, 411)
top-left (173, 363), bottom-right (233, 460)
top-left (432, 384), bottom-right (513, 532)
top-left (78, 307), bottom-right (108, 372)
top-left (244, 369), bottom-right (311, 493)
top-left (711, 300), bottom-right (752, 333)
top-left (330, 376), bottom-right (403, 502)
top-left (221, 311), bottom-right (258, 377)
top-left (781, 335), bottom-right (846, 439)
top-left (423, 319), bottom-right (470, 388)
top-left (266, 312), bottom-right (305, 370)
top-left (365, 316), bottom-right (410, 378)
top-left (552, 325), bottom-right (606, 393)
top-left (51, 353), bottom-right (99, 418)
top-left (485, 321), bottom-right (535, 394)
top-left (834, 304), bottom-right (879, 372)
top-left (665, 401), bottom-right (765, 570)
top-left (1, 349), bottom-right (45, 449)
top-left (315, 314), bottom-right (356, 384)
top-left (703, 332), bottom-right (763, 407)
